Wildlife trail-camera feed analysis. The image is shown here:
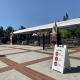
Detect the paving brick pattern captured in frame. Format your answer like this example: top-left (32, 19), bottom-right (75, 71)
top-left (0, 45), bottom-right (80, 80)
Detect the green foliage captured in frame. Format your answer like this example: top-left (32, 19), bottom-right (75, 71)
top-left (63, 16), bottom-right (66, 21)
top-left (19, 26), bottom-right (26, 30)
top-left (60, 28), bottom-right (80, 38)
top-left (67, 28), bottom-right (80, 38)
top-left (66, 13), bottom-right (69, 20)
top-left (0, 26), bottom-right (5, 37)
top-left (63, 13), bottom-right (69, 21)
top-left (60, 30), bottom-right (70, 38)
top-left (5, 26), bottom-right (14, 39)
top-left (64, 30), bottom-right (70, 38)
top-left (67, 28), bottom-right (76, 37)
top-left (73, 28), bottom-right (80, 38)
top-left (58, 20), bottom-right (59, 22)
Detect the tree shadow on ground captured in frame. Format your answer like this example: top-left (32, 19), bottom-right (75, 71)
top-left (0, 55), bottom-right (6, 57)
top-left (64, 66), bottom-right (80, 74)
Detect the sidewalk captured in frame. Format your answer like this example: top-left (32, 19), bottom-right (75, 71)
top-left (0, 45), bottom-right (80, 80)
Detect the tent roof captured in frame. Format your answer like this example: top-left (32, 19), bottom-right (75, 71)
top-left (13, 18), bottom-right (80, 34)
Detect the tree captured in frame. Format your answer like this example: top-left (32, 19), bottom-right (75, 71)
top-left (0, 26), bottom-right (5, 37)
top-left (67, 28), bottom-right (77, 38)
top-left (58, 20), bottom-right (59, 22)
top-left (63, 16), bottom-right (66, 21)
top-left (5, 26), bottom-right (14, 39)
top-left (64, 30), bottom-right (70, 38)
top-left (63, 13), bottom-right (69, 21)
top-left (19, 26), bottom-right (26, 30)
top-left (66, 13), bottom-right (69, 20)
top-left (65, 28), bottom-right (80, 38)
top-left (60, 30), bottom-right (71, 38)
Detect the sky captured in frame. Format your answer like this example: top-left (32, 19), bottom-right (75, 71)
top-left (0, 0), bottom-right (80, 30)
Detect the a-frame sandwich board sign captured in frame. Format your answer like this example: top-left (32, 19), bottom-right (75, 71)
top-left (52, 45), bottom-right (71, 74)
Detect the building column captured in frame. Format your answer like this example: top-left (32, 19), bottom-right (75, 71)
top-left (48, 31), bottom-right (50, 44)
top-left (38, 30), bottom-right (40, 46)
top-left (77, 26), bottom-right (79, 38)
top-left (17, 34), bottom-right (20, 44)
top-left (43, 34), bottom-right (45, 50)
top-left (19, 34), bottom-right (20, 44)
top-left (29, 34), bottom-right (30, 38)
top-left (57, 27), bottom-right (60, 46)
top-left (26, 33), bottom-right (29, 45)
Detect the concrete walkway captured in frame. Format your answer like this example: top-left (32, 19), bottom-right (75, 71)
top-left (0, 45), bottom-right (80, 80)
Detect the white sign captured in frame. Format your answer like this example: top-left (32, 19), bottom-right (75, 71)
top-left (52, 45), bottom-right (71, 74)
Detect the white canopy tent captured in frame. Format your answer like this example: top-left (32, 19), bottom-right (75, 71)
top-left (32, 33), bottom-right (38, 36)
top-left (13, 18), bottom-right (80, 34)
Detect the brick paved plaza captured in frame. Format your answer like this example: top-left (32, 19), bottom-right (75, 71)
top-left (0, 45), bottom-right (80, 80)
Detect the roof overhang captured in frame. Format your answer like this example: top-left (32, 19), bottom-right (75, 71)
top-left (13, 18), bottom-right (80, 34)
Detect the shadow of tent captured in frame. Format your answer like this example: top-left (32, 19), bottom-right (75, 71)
top-left (64, 66), bottom-right (80, 74)
top-left (0, 55), bottom-right (6, 57)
